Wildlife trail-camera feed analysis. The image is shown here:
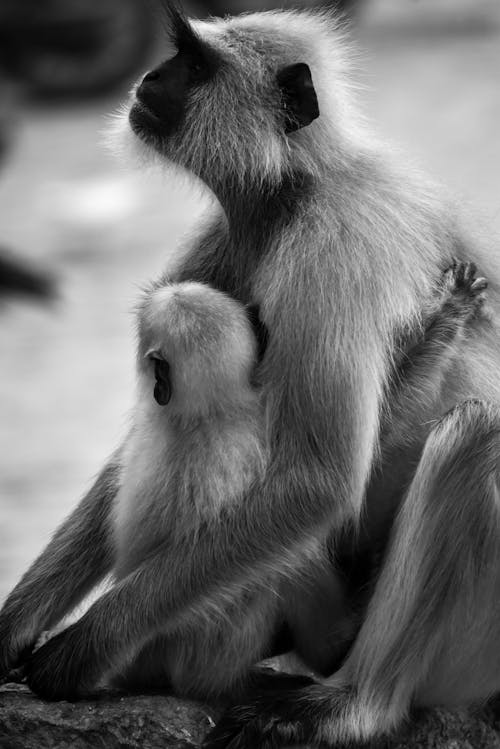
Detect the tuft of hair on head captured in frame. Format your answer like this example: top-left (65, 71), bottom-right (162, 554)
top-left (136, 282), bottom-right (259, 419)
top-left (156, 0), bottom-right (201, 55)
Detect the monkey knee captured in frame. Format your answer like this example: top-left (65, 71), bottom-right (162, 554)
top-left (409, 399), bottom-right (500, 538)
top-left (436, 398), bottom-right (500, 434)
top-left (425, 399), bottom-right (500, 475)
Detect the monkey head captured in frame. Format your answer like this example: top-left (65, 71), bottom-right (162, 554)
top-left (137, 282), bottom-right (258, 417)
top-left (122, 7), bottom-right (357, 196)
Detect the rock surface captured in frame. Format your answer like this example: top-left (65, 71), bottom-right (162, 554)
top-left (1, 684), bottom-right (500, 749)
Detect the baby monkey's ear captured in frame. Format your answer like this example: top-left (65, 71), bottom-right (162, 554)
top-left (146, 350), bottom-right (172, 406)
top-left (277, 62), bottom-right (319, 134)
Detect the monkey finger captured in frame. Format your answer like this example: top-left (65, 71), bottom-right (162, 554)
top-left (25, 623), bottom-right (98, 701)
top-left (0, 663), bottom-right (27, 686)
top-left (455, 262), bottom-right (467, 285)
top-left (471, 277), bottom-right (488, 293)
top-left (0, 628), bottom-right (36, 680)
top-left (463, 262), bottom-right (477, 283)
top-left (442, 257), bottom-right (458, 280)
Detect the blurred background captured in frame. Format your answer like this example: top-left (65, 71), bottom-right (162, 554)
top-left (0, 0), bottom-right (499, 602)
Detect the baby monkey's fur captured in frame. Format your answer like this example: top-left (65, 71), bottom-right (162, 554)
top-left (1, 6), bottom-right (500, 747)
top-left (115, 281), bottom-right (343, 697)
top-left (113, 282), bottom-right (275, 696)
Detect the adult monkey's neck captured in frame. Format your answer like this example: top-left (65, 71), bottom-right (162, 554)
top-left (177, 171), bottom-right (316, 304)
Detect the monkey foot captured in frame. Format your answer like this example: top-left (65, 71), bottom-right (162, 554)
top-left (203, 671), bottom-right (332, 749)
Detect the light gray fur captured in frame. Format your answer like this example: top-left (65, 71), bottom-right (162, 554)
top-left (110, 281), bottom-right (280, 697)
top-left (0, 9), bottom-right (499, 745)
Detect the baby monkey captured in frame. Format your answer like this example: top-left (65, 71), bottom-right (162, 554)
top-left (112, 281), bottom-right (276, 697)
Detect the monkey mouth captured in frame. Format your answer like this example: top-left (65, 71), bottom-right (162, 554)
top-left (129, 101), bottom-right (163, 140)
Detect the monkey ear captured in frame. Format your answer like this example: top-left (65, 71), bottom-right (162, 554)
top-left (277, 63), bottom-right (320, 134)
top-left (153, 359), bottom-right (172, 406)
top-left (146, 350), bottom-right (172, 406)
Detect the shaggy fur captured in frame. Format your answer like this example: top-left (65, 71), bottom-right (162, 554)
top-left (1, 8), bottom-right (499, 747)
top-left (111, 282), bottom-right (278, 697)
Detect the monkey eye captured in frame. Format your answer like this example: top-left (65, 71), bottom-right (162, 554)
top-left (188, 55), bottom-right (208, 83)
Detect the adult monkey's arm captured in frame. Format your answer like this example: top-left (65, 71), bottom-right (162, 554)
top-left (0, 455), bottom-right (121, 678)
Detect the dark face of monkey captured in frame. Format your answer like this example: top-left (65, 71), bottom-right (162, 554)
top-left (128, 6), bottom-right (320, 193)
top-left (130, 14), bottom-right (220, 142)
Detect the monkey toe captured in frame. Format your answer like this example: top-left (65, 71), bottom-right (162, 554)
top-left (460, 261), bottom-right (476, 285)
top-left (203, 681), bottom-right (319, 749)
top-left (471, 277), bottom-right (487, 292)
top-left (205, 713), bottom-right (314, 749)
top-left (245, 667), bottom-right (316, 695)
top-left (455, 262), bottom-right (486, 295)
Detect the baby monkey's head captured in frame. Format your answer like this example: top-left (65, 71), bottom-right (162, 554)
top-left (137, 282), bottom-right (258, 418)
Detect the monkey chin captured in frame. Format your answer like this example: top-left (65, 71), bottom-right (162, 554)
top-left (106, 96), bottom-right (216, 200)
top-left (104, 98), bottom-right (170, 174)
top-left (129, 101), bottom-right (164, 145)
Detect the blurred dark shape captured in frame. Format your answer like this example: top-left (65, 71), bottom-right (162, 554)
top-left (0, 79), bottom-right (14, 165)
top-left (0, 250), bottom-right (56, 302)
top-left (0, 61), bottom-right (56, 305)
top-left (0, 0), bottom-right (155, 100)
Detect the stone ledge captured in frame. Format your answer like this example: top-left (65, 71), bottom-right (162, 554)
top-left (1, 684), bottom-right (500, 749)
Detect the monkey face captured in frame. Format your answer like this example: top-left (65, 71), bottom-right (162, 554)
top-left (127, 7), bottom-right (320, 192)
top-left (130, 11), bottom-right (219, 143)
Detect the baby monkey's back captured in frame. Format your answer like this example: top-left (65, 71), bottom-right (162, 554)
top-left (113, 282), bottom-right (266, 577)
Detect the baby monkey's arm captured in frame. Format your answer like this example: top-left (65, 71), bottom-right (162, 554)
top-left (382, 259), bottom-right (487, 454)
top-left (0, 457), bottom-right (120, 679)
top-left (351, 260), bottom-right (489, 558)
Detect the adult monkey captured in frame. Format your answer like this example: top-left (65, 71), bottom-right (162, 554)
top-left (1, 6), bottom-right (500, 746)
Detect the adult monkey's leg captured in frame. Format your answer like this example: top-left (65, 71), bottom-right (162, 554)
top-left (204, 399), bottom-right (500, 747)
top-left (0, 454), bottom-right (120, 678)
top-left (339, 399), bottom-right (500, 732)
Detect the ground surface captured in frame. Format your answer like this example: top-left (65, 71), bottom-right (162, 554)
top-left (3, 683), bottom-right (500, 749)
top-left (1, 0), bottom-right (499, 600)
